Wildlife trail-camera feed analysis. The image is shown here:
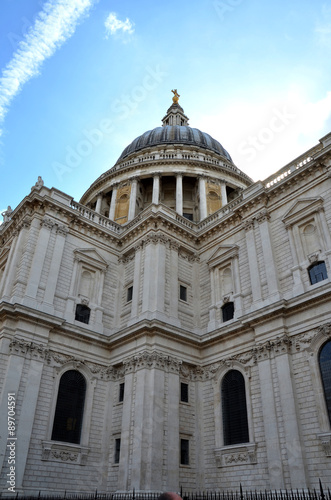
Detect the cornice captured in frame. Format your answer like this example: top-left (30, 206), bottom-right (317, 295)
top-left (7, 321), bottom-right (331, 383)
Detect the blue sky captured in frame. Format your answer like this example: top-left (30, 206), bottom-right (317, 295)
top-left (1, 0), bottom-right (331, 217)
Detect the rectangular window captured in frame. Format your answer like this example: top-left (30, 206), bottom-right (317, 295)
top-left (179, 285), bottom-right (187, 302)
top-left (127, 285), bottom-right (133, 302)
top-left (114, 438), bottom-right (121, 464)
top-left (180, 438), bottom-right (189, 465)
top-left (119, 382), bottom-right (125, 402)
top-left (180, 382), bottom-right (189, 403)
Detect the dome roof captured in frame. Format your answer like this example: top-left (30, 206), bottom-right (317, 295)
top-left (116, 125), bottom-right (233, 163)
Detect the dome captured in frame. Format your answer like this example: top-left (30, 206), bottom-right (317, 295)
top-left (116, 125), bottom-right (233, 163)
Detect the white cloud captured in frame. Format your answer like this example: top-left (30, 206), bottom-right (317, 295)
top-left (197, 89), bottom-right (331, 182)
top-left (315, 4), bottom-right (331, 48)
top-left (105, 12), bottom-right (134, 38)
top-left (0, 0), bottom-right (95, 137)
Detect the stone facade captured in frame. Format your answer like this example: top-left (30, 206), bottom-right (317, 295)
top-left (1, 100), bottom-right (331, 494)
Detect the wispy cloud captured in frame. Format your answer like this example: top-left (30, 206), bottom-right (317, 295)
top-left (315, 4), bottom-right (331, 48)
top-left (0, 0), bottom-right (95, 137)
top-left (105, 12), bottom-right (134, 38)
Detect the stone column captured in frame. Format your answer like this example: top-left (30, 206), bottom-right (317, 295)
top-left (0, 353), bottom-right (25, 474)
top-left (130, 363), bottom-right (166, 491)
top-left (118, 371), bottom-right (134, 490)
top-left (199, 176), bottom-right (207, 220)
top-left (0, 218), bottom-right (30, 300)
top-left (192, 257), bottom-right (201, 330)
top-left (286, 224), bottom-right (304, 295)
top-left (142, 240), bottom-right (154, 316)
top-left (128, 178), bottom-right (138, 221)
top-left (176, 174), bottom-right (183, 216)
top-left (208, 267), bottom-right (218, 331)
top-left (233, 255), bottom-right (243, 318)
top-left (243, 218), bottom-right (262, 306)
top-left (169, 241), bottom-right (180, 325)
top-left (24, 217), bottom-right (54, 306)
top-left (166, 370), bottom-right (180, 490)
top-left (43, 225), bottom-right (68, 313)
top-left (95, 193), bottom-right (103, 214)
top-left (16, 359), bottom-right (44, 490)
top-left (258, 356), bottom-right (285, 489)
top-left (275, 351), bottom-right (307, 488)
top-left (109, 185), bottom-right (118, 220)
top-left (318, 209), bottom-right (331, 270)
top-left (130, 243), bottom-right (143, 320)
top-left (257, 210), bottom-right (281, 302)
top-left (141, 236), bottom-right (166, 319)
top-left (220, 181), bottom-right (228, 206)
top-left (152, 175), bottom-right (160, 205)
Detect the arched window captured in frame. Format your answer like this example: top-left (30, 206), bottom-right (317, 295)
top-left (222, 370), bottom-right (249, 445)
top-left (51, 370), bottom-right (86, 444)
top-left (308, 261), bottom-right (328, 285)
top-left (319, 341), bottom-right (331, 425)
top-left (75, 304), bottom-right (91, 324)
top-left (222, 301), bottom-right (234, 322)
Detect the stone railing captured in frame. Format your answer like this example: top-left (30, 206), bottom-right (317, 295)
top-left (263, 143), bottom-right (322, 189)
top-left (70, 201), bottom-right (121, 233)
top-left (197, 195), bottom-right (243, 230)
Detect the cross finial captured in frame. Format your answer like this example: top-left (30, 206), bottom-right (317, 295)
top-left (171, 89), bottom-right (180, 103)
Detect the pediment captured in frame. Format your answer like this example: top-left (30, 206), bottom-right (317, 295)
top-left (282, 197), bottom-right (324, 226)
top-left (74, 248), bottom-right (108, 270)
top-left (208, 245), bottom-right (239, 268)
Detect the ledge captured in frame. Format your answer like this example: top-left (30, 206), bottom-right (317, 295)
top-left (41, 440), bottom-right (90, 465)
top-left (215, 442), bottom-right (257, 467)
top-left (317, 432), bottom-right (331, 457)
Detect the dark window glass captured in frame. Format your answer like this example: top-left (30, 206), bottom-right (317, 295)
top-left (222, 301), bottom-right (234, 322)
top-left (180, 285), bottom-right (187, 301)
top-left (183, 213), bottom-right (193, 221)
top-left (222, 370), bottom-right (249, 446)
top-left (320, 341), bottom-right (331, 425)
top-left (180, 382), bottom-right (189, 403)
top-left (180, 439), bottom-right (189, 465)
top-left (51, 370), bottom-right (86, 444)
top-left (114, 438), bottom-right (121, 464)
top-left (127, 286), bottom-right (133, 302)
top-left (75, 304), bottom-right (90, 324)
top-left (308, 261), bottom-right (328, 285)
top-left (119, 382), bottom-right (125, 402)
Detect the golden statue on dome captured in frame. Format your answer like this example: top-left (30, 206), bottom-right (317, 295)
top-left (172, 89), bottom-right (180, 103)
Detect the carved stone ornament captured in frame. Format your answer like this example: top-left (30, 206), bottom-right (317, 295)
top-left (8, 338), bottom-right (125, 380)
top-left (317, 432), bottom-right (331, 457)
top-left (317, 322), bottom-right (331, 337)
top-left (242, 218), bottom-right (255, 232)
top-left (40, 217), bottom-right (55, 230)
top-left (215, 443), bottom-right (257, 467)
top-left (123, 351), bottom-right (182, 373)
top-left (41, 441), bottom-right (89, 465)
top-left (57, 224), bottom-right (69, 236)
top-left (308, 252), bottom-right (320, 264)
top-left (255, 208), bottom-right (270, 224)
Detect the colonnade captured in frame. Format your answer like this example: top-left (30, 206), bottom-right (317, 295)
top-left (93, 174), bottom-right (229, 222)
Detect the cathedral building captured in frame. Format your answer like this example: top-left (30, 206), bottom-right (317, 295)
top-left (1, 93), bottom-right (331, 494)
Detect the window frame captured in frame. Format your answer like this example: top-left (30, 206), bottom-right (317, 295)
top-left (51, 370), bottom-right (87, 444)
top-left (180, 382), bottom-right (189, 403)
top-left (179, 284), bottom-right (187, 302)
top-left (46, 363), bottom-right (96, 449)
top-left (221, 369), bottom-right (249, 446)
top-left (180, 438), bottom-right (190, 466)
top-left (221, 301), bottom-right (234, 322)
top-left (308, 261), bottom-right (328, 285)
top-left (75, 303), bottom-right (91, 324)
top-left (319, 340), bottom-right (331, 426)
